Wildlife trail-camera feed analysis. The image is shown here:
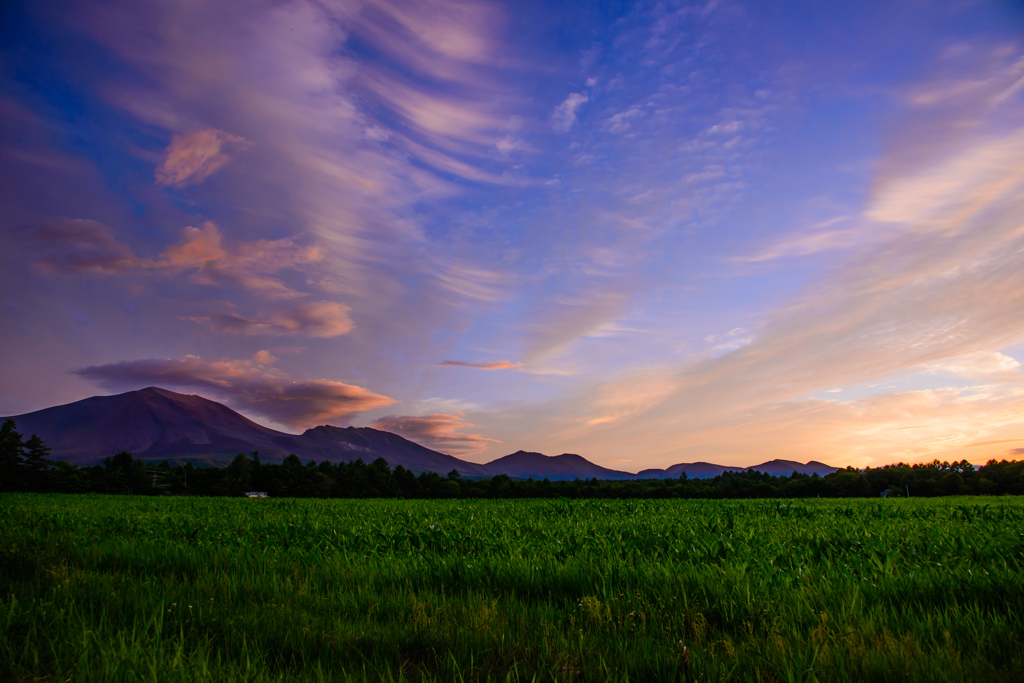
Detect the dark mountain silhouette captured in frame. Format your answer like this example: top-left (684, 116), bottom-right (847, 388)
top-left (3, 387), bottom-right (837, 480)
top-left (2, 387), bottom-right (487, 474)
top-left (294, 425), bottom-right (490, 477)
top-left (478, 451), bottom-right (635, 480)
top-left (4, 387), bottom-right (295, 464)
top-left (637, 462), bottom-right (746, 479)
top-left (746, 459), bottom-right (838, 477)
top-left (636, 459), bottom-right (838, 479)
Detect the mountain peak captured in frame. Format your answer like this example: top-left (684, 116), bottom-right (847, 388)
top-left (480, 449), bottom-right (633, 480)
top-left (134, 386), bottom-right (200, 400)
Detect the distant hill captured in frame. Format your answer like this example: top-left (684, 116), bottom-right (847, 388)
top-left (3, 387), bottom-right (837, 480)
top-left (745, 459), bottom-right (838, 477)
top-left (477, 451), bottom-right (635, 480)
top-left (295, 425), bottom-right (489, 477)
top-left (637, 462), bottom-right (746, 479)
top-left (636, 459), bottom-right (839, 479)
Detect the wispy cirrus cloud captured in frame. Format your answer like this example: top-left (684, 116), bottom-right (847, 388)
top-left (931, 352), bottom-right (1022, 379)
top-left (738, 216), bottom-right (857, 263)
top-left (703, 328), bottom-right (752, 354)
top-left (430, 256), bottom-right (511, 302)
top-left (155, 129), bottom-right (252, 187)
top-left (352, 0), bottom-right (500, 79)
top-left (866, 128), bottom-right (1024, 231)
top-left (75, 352), bottom-right (395, 429)
top-left (372, 412), bottom-right (500, 456)
top-left (907, 51), bottom-right (1024, 108)
top-left (438, 359), bottom-right (522, 370)
top-left (185, 302), bottom-right (353, 338)
top-left (523, 290), bottom-right (629, 363)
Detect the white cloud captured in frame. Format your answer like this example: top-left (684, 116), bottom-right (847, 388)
top-left (551, 92), bottom-right (589, 132)
top-left (703, 327), bottom-right (752, 353)
top-left (605, 107), bottom-right (644, 134)
top-left (933, 352), bottom-right (1021, 378)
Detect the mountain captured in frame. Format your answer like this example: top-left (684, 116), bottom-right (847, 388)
top-left (294, 425), bottom-right (489, 477)
top-left (635, 459), bottom-right (838, 479)
top-left (745, 459), bottom-right (838, 477)
top-left (3, 387), bottom-right (839, 480)
top-left (3, 387), bottom-right (296, 465)
top-left (636, 462), bottom-right (747, 479)
top-left (1, 387), bottom-right (483, 474)
top-left (475, 453), bottom-right (837, 481)
top-left (478, 451), bottom-right (635, 480)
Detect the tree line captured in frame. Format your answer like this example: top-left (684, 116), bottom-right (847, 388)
top-left (2, 418), bottom-right (1023, 498)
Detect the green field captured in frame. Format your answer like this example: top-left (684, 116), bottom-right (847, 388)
top-left (1, 495), bottom-right (1022, 682)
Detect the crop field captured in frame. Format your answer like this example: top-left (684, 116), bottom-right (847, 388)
top-left (1, 495), bottom-right (1022, 682)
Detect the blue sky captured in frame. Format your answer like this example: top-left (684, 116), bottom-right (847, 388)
top-left (2, 0), bottom-right (1024, 469)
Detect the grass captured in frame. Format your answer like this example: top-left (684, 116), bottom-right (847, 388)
top-left (1, 494), bottom-right (1022, 682)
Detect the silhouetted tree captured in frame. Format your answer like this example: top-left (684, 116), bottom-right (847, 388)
top-left (225, 452), bottom-right (253, 495)
top-left (0, 419), bottom-right (24, 491)
top-left (101, 451), bottom-right (151, 494)
top-left (22, 434), bottom-right (52, 490)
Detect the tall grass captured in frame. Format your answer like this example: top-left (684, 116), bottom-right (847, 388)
top-left (1, 494), bottom-right (1021, 681)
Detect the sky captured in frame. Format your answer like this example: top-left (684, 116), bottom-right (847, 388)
top-left (2, 0), bottom-right (1024, 471)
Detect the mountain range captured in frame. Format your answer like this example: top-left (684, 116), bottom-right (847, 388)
top-left (3, 387), bottom-right (839, 480)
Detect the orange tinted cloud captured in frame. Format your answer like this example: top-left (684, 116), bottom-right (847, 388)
top-left (75, 352), bottom-right (395, 429)
top-left (153, 222), bottom-right (226, 268)
top-left (372, 412), bottom-right (500, 456)
top-left (155, 129), bottom-right (252, 187)
top-left (20, 218), bottom-right (350, 338)
top-left (24, 219), bottom-right (326, 301)
top-left (145, 222), bottom-right (322, 297)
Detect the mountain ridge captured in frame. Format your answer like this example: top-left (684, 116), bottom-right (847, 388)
top-left (3, 387), bottom-right (838, 479)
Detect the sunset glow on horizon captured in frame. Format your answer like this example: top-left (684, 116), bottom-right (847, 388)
top-left (2, 0), bottom-right (1024, 471)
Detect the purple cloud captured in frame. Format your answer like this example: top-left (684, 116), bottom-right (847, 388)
top-left (74, 352), bottom-right (395, 429)
top-left (372, 413), bottom-right (500, 456)
top-left (438, 359), bottom-right (522, 370)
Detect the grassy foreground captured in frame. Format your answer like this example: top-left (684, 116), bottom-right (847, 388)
top-left (1, 495), bottom-right (1022, 682)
